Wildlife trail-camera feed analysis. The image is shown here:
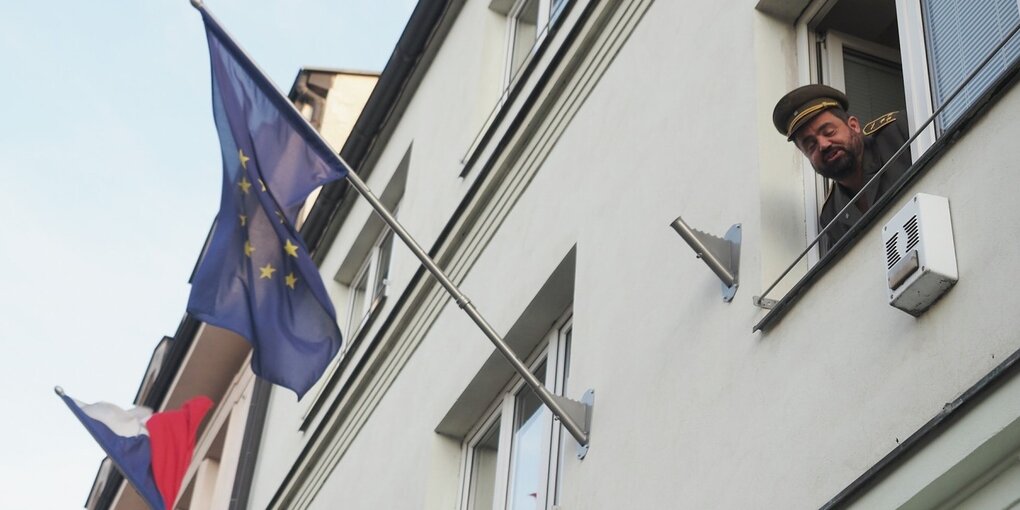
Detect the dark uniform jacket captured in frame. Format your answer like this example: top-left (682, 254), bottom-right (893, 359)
top-left (818, 111), bottom-right (911, 255)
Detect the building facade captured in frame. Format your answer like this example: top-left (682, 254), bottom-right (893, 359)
top-left (89, 0), bottom-right (1020, 508)
top-left (235, 0), bottom-right (1020, 508)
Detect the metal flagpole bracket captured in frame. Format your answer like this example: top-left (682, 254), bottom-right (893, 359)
top-left (551, 389), bottom-right (595, 459)
top-left (671, 217), bottom-right (741, 302)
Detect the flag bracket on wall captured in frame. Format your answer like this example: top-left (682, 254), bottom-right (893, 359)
top-left (670, 217), bottom-right (741, 302)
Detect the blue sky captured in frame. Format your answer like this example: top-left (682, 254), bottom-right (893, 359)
top-left (0, 1), bottom-right (415, 507)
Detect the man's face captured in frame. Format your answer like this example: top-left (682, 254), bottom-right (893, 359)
top-left (792, 110), bottom-right (864, 181)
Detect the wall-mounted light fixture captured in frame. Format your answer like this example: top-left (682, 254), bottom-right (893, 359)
top-left (671, 216), bottom-right (741, 302)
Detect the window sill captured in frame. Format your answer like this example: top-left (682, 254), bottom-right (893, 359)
top-left (754, 58), bottom-right (1020, 332)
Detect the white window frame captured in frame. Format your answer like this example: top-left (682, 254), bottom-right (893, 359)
top-left (458, 313), bottom-right (572, 510)
top-left (462, 409), bottom-right (507, 510)
top-left (343, 227), bottom-right (393, 344)
top-left (894, 0), bottom-right (938, 157)
top-left (821, 31), bottom-right (903, 93)
top-left (502, 0), bottom-right (554, 88)
top-left (794, 0), bottom-right (941, 265)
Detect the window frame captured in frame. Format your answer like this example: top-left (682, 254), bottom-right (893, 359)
top-left (462, 407), bottom-right (508, 510)
top-left (502, 0), bottom-right (553, 88)
top-left (343, 227), bottom-right (394, 343)
top-left (461, 0), bottom-right (579, 175)
top-left (795, 1), bottom-right (918, 266)
top-left (458, 313), bottom-right (572, 510)
top-left (757, 0), bottom-right (1020, 330)
top-left (793, 0), bottom-right (1020, 249)
top-left (798, 18), bottom-right (913, 266)
top-left (895, 0), bottom-right (939, 156)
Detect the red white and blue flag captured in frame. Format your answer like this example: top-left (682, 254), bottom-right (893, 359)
top-left (59, 389), bottom-right (212, 510)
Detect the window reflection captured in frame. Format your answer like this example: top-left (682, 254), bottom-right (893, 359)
top-left (508, 361), bottom-right (547, 510)
top-left (468, 419), bottom-right (501, 510)
top-left (510, 0), bottom-right (539, 80)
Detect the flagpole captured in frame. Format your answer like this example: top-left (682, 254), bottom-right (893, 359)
top-left (342, 169), bottom-right (592, 447)
top-left (190, 0), bottom-right (591, 448)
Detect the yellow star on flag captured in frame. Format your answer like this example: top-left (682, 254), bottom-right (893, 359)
top-left (285, 272), bottom-right (298, 289)
top-left (239, 149), bottom-right (250, 169)
top-left (244, 241), bottom-right (255, 257)
top-left (238, 177), bottom-right (252, 194)
top-left (284, 239), bottom-right (299, 258)
top-left (259, 263), bottom-right (276, 279)
top-left (239, 214), bottom-right (247, 226)
top-left (259, 179), bottom-right (267, 192)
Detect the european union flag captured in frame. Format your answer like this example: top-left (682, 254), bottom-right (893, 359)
top-left (187, 12), bottom-right (347, 398)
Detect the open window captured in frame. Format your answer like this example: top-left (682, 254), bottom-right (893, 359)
top-left (803, 0), bottom-right (1020, 152)
top-left (794, 0), bottom-right (1019, 262)
top-left (797, 0), bottom-right (911, 262)
top-left (756, 0), bottom-right (1020, 325)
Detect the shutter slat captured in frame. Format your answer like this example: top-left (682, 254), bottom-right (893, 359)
top-left (923, 0), bottom-right (1020, 127)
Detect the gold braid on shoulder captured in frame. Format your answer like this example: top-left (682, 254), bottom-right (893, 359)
top-left (863, 111), bottom-right (898, 136)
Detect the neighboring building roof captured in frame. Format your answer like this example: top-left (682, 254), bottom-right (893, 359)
top-left (299, 0), bottom-right (454, 258)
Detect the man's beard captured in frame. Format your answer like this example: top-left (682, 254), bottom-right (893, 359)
top-left (814, 145), bottom-right (859, 181)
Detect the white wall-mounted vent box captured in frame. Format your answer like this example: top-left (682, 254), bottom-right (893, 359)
top-left (881, 193), bottom-right (958, 316)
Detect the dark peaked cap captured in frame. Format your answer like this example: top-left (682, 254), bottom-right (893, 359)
top-left (772, 84), bottom-right (850, 140)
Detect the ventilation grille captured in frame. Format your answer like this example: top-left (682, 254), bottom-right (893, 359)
top-left (886, 232), bottom-right (901, 269)
top-left (904, 215), bottom-right (920, 252)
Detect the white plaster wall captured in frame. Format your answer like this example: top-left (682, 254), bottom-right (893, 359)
top-left (300, 0), bottom-right (768, 507)
top-left (755, 84), bottom-right (1020, 508)
top-left (252, 0), bottom-right (1020, 508)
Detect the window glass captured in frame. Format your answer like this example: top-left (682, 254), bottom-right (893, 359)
top-left (551, 0), bottom-right (567, 22)
top-left (373, 230), bottom-right (393, 301)
top-left (468, 419), bottom-right (501, 510)
top-left (345, 229), bottom-right (393, 339)
top-left (346, 266), bottom-right (369, 338)
top-left (508, 361), bottom-right (547, 510)
top-left (922, 0), bottom-right (1020, 128)
top-left (510, 0), bottom-right (540, 80)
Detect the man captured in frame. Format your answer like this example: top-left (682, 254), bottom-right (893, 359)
top-left (773, 84), bottom-right (911, 254)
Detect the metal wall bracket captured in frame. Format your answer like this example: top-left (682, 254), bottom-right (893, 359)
top-left (671, 217), bottom-right (741, 302)
top-left (753, 296), bottom-right (778, 309)
top-left (551, 389), bottom-right (594, 459)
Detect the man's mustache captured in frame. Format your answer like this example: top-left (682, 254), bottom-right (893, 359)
top-left (821, 144), bottom-right (848, 158)
top-left (820, 144), bottom-right (853, 165)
